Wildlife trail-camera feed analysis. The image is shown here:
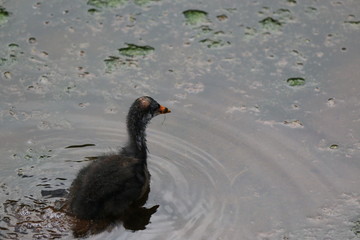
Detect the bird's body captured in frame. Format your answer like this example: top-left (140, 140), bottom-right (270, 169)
top-left (67, 96), bottom-right (170, 220)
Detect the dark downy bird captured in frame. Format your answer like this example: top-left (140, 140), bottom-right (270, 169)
top-left (67, 96), bottom-right (171, 220)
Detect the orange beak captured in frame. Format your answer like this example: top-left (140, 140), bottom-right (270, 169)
top-left (158, 105), bottom-right (171, 114)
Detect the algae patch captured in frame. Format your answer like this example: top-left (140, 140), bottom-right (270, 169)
top-left (104, 44), bottom-right (154, 73)
top-left (0, 43), bottom-right (22, 67)
top-left (134, 0), bottom-right (154, 6)
top-left (87, 0), bottom-right (127, 8)
top-left (104, 56), bottom-right (138, 73)
top-left (0, 6), bottom-right (10, 25)
top-left (183, 10), bottom-right (209, 25)
top-left (199, 39), bottom-right (230, 49)
top-left (329, 144), bottom-right (339, 150)
top-left (259, 17), bottom-right (282, 31)
top-left (286, 77), bottom-right (305, 86)
top-left (351, 219), bottom-right (360, 237)
top-left (118, 44), bottom-right (154, 57)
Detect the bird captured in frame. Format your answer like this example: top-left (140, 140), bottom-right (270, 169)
top-left (67, 96), bottom-right (171, 220)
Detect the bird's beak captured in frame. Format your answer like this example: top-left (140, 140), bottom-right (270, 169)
top-left (158, 105), bottom-right (171, 114)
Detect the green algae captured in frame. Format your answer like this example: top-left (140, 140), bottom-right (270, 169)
top-left (87, 0), bottom-right (127, 8)
top-left (104, 56), bottom-right (138, 73)
top-left (259, 17), bottom-right (282, 31)
top-left (345, 20), bottom-right (360, 25)
top-left (351, 219), bottom-right (360, 237)
top-left (0, 7), bottom-right (10, 25)
top-left (118, 44), bottom-right (154, 57)
top-left (134, 0), bottom-right (154, 6)
top-left (329, 144), bottom-right (339, 150)
top-left (88, 8), bottom-right (101, 14)
top-left (183, 10), bottom-right (209, 25)
top-left (286, 77), bottom-right (305, 86)
top-left (199, 26), bottom-right (213, 34)
top-left (8, 43), bottom-right (19, 50)
top-left (244, 27), bottom-right (257, 40)
top-left (216, 14), bottom-right (228, 21)
top-left (199, 38), bottom-right (230, 49)
top-left (0, 44), bottom-right (21, 67)
top-left (274, 8), bottom-right (293, 23)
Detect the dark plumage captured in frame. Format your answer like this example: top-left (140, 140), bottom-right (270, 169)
top-left (67, 96), bottom-right (171, 220)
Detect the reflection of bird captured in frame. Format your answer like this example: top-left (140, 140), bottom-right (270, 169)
top-left (68, 96), bottom-right (171, 220)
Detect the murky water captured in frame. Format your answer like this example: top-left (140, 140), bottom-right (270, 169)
top-left (1, 0), bottom-right (360, 239)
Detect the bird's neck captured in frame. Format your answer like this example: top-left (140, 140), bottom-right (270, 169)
top-left (123, 118), bottom-right (148, 161)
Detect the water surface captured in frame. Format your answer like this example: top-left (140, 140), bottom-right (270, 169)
top-left (1, 0), bottom-right (360, 239)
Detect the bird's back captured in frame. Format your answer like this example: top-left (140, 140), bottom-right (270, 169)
top-left (68, 154), bottom-right (149, 219)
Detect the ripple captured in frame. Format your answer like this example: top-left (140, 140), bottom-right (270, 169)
top-left (144, 131), bottom-right (231, 239)
top-left (0, 116), bottom-right (233, 239)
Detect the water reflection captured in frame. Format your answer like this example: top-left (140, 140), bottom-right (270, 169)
top-left (70, 184), bottom-right (159, 238)
top-left (1, 160), bottom-right (159, 239)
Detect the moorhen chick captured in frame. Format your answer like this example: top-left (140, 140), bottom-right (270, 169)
top-left (67, 96), bottom-right (171, 220)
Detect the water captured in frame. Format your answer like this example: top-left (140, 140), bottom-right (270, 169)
top-left (1, 0), bottom-right (360, 239)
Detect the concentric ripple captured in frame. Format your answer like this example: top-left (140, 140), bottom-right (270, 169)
top-left (0, 116), bottom-right (234, 239)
